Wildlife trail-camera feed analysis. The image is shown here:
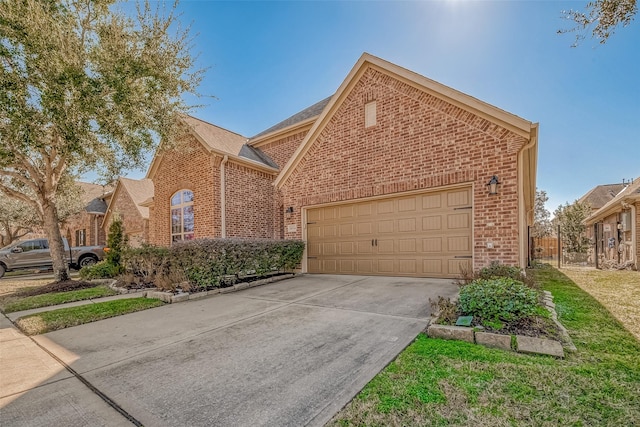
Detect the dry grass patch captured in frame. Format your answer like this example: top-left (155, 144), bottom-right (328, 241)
top-left (561, 267), bottom-right (640, 341)
top-left (0, 277), bottom-right (52, 297)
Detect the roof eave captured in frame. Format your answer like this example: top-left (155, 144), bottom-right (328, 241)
top-left (249, 117), bottom-right (317, 147)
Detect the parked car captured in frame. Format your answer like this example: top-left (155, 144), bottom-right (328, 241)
top-left (0, 237), bottom-right (106, 278)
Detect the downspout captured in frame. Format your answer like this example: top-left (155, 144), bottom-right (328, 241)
top-left (220, 155), bottom-right (228, 238)
top-left (517, 124), bottom-right (538, 268)
top-left (632, 203), bottom-right (637, 270)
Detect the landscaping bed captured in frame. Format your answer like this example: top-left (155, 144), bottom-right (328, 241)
top-left (329, 266), bottom-right (640, 426)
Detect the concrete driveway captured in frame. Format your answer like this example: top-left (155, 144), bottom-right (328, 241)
top-left (1, 274), bottom-right (457, 426)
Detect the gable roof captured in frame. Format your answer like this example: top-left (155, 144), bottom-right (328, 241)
top-left (578, 183), bottom-right (626, 210)
top-left (249, 96), bottom-right (332, 142)
top-left (146, 115), bottom-right (279, 180)
top-left (181, 115), bottom-right (248, 156)
top-left (77, 181), bottom-right (114, 215)
top-left (586, 178), bottom-right (640, 224)
top-left (102, 177), bottom-right (154, 229)
top-left (274, 52), bottom-right (538, 189)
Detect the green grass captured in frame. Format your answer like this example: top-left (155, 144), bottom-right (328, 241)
top-left (15, 298), bottom-right (165, 335)
top-left (1, 285), bottom-right (117, 313)
top-left (329, 267), bottom-right (640, 427)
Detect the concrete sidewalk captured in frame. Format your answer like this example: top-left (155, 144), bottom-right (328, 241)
top-left (6, 291), bottom-right (147, 321)
top-left (0, 314), bottom-right (132, 426)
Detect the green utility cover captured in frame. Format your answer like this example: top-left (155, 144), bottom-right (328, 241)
top-left (455, 316), bottom-right (473, 326)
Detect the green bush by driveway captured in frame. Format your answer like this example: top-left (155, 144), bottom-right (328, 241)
top-left (330, 267), bottom-right (640, 426)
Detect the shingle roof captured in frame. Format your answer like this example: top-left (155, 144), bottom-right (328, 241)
top-left (182, 115), bottom-right (248, 156)
top-left (578, 183), bottom-right (626, 210)
top-left (250, 96), bottom-right (332, 140)
top-left (119, 178), bottom-right (154, 219)
top-left (77, 182), bottom-right (114, 214)
top-left (181, 115), bottom-right (277, 168)
top-left (586, 178), bottom-right (640, 223)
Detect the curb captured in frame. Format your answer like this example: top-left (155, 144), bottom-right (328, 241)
top-left (144, 273), bottom-right (297, 304)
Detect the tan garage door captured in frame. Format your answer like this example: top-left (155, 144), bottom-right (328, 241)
top-left (306, 187), bottom-right (472, 278)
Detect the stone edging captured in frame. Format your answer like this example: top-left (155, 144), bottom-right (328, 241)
top-left (136, 273), bottom-right (297, 304)
top-left (427, 291), bottom-right (576, 358)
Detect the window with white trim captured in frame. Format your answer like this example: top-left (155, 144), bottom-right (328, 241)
top-left (170, 189), bottom-right (194, 243)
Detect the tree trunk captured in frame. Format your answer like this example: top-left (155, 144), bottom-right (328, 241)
top-left (43, 200), bottom-right (70, 282)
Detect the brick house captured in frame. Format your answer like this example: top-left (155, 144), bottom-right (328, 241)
top-left (584, 178), bottom-right (639, 270)
top-left (103, 177), bottom-right (154, 247)
top-left (146, 53), bottom-right (539, 278)
top-left (63, 182), bottom-right (113, 247)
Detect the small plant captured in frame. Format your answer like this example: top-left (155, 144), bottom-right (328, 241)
top-left (429, 296), bottom-right (459, 325)
top-left (458, 261), bottom-right (538, 289)
top-left (458, 277), bottom-right (539, 324)
top-left (79, 261), bottom-right (122, 280)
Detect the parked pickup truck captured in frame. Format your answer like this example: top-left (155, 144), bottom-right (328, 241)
top-left (0, 237), bottom-right (106, 278)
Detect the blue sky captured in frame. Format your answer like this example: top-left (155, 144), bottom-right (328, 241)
top-left (123, 0), bottom-right (640, 214)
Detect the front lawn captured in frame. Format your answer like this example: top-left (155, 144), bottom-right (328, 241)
top-left (329, 266), bottom-right (640, 426)
top-left (0, 285), bottom-right (117, 313)
top-left (15, 298), bottom-right (165, 335)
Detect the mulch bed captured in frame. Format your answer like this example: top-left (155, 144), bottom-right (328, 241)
top-left (14, 280), bottom-right (99, 297)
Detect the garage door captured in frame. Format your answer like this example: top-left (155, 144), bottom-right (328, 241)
top-left (306, 187), bottom-right (472, 278)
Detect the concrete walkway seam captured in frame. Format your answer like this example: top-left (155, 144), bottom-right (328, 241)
top-left (2, 312), bottom-right (142, 427)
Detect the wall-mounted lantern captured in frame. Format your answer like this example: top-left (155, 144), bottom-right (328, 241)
top-left (487, 175), bottom-right (500, 195)
top-left (285, 206), bottom-right (294, 214)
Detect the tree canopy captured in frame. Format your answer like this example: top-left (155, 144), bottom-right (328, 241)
top-left (0, 0), bottom-right (201, 280)
top-left (560, 0), bottom-right (638, 46)
top-left (554, 201), bottom-right (592, 254)
top-left (531, 189), bottom-right (552, 239)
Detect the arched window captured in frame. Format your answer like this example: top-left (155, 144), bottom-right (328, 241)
top-left (171, 189), bottom-right (194, 243)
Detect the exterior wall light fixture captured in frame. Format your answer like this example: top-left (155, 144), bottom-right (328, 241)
top-left (285, 207), bottom-right (294, 214)
top-left (487, 175), bottom-right (500, 195)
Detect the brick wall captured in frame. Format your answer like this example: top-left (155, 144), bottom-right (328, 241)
top-left (104, 189), bottom-right (147, 247)
top-left (258, 131), bottom-right (307, 168)
top-left (280, 67), bottom-right (528, 270)
top-left (149, 136), bottom-right (220, 245)
top-left (224, 161), bottom-right (276, 238)
top-left (63, 211), bottom-right (106, 247)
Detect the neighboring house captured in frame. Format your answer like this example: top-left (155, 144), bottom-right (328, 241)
top-left (63, 182), bottom-right (113, 247)
top-left (585, 178), bottom-right (640, 270)
top-left (578, 183), bottom-right (626, 213)
top-left (103, 177), bottom-right (155, 247)
top-left (147, 53), bottom-right (539, 278)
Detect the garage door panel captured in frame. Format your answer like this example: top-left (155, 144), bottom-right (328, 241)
top-left (357, 222), bottom-right (373, 235)
top-left (398, 197), bottom-right (417, 212)
top-left (378, 220), bottom-right (394, 233)
top-left (422, 193), bottom-right (442, 210)
top-left (447, 190), bottom-right (470, 207)
top-left (377, 239), bottom-right (394, 254)
top-left (422, 216), bottom-right (442, 231)
top-left (423, 259), bottom-right (443, 275)
top-left (447, 213), bottom-right (470, 229)
top-left (448, 236), bottom-right (470, 252)
top-left (398, 238), bottom-right (416, 253)
top-left (340, 223), bottom-right (354, 237)
top-left (398, 218), bottom-right (416, 232)
top-left (307, 186), bottom-right (472, 278)
top-left (339, 242), bottom-right (354, 255)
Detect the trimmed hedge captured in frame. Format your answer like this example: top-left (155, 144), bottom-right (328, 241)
top-left (121, 238), bottom-right (305, 291)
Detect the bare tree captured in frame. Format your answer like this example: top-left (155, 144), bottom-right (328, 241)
top-left (0, 0), bottom-right (201, 281)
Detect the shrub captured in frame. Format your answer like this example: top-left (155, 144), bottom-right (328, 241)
top-left (458, 277), bottom-right (540, 323)
top-left (120, 239), bottom-right (305, 291)
top-left (458, 261), bottom-right (538, 289)
top-left (105, 216), bottom-right (127, 267)
top-left (79, 261), bottom-right (122, 279)
top-left (429, 296), bottom-right (460, 325)
top-left (121, 244), bottom-right (172, 288)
